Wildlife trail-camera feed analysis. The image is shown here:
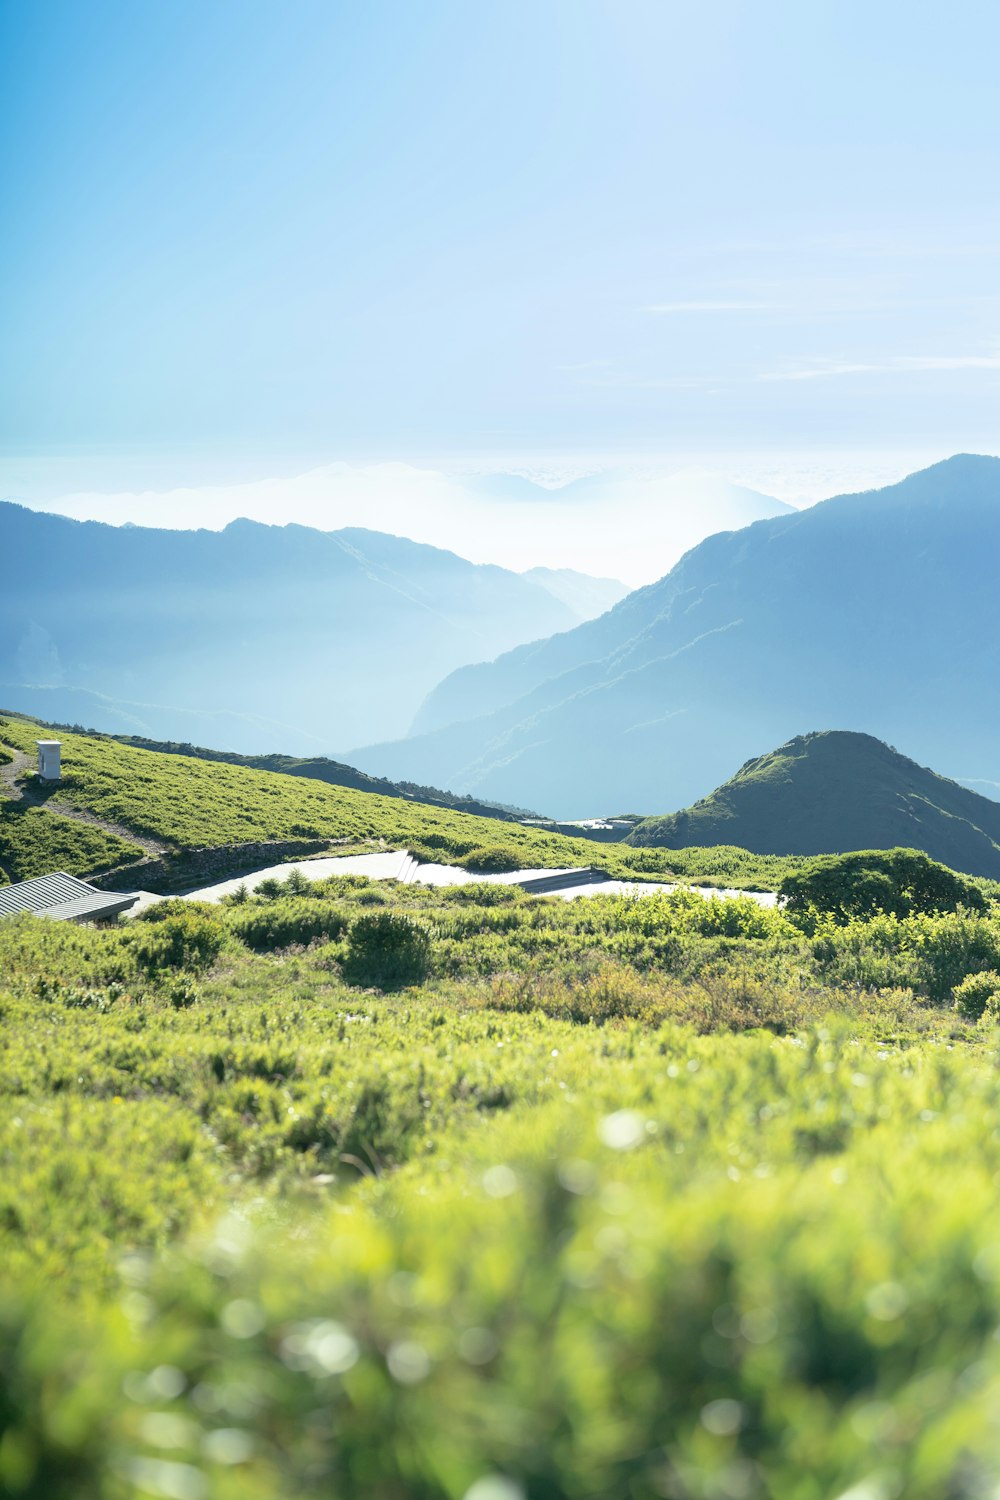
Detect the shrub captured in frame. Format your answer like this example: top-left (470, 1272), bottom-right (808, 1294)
top-left (460, 845), bottom-right (526, 874)
top-left (915, 911), bottom-right (1000, 1002)
top-left (228, 899), bottom-right (350, 952)
top-left (128, 903), bottom-right (225, 975)
top-left (343, 912), bottom-right (432, 990)
top-left (444, 883), bottom-right (523, 906)
top-left (167, 979), bottom-right (199, 1009)
top-left (781, 848), bottom-right (987, 924)
top-left (954, 969), bottom-right (1000, 1021)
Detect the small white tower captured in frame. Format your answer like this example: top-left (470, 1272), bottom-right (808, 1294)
top-left (36, 740), bottom-right (61, 782)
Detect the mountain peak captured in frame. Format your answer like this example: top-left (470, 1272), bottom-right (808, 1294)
top-left (627, 730), bottom-right (1000, 878)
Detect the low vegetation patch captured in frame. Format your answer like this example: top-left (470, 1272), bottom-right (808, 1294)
top-left (226, 897), bottom-right (351, 952)
top-left (458, 843), bottom-right (527, 873)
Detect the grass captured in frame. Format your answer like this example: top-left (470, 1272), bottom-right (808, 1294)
top-left (0, 803), bottom-right (145, 883)
top-left (2, 868), bottom-right (1000, 1494)
top-left (5, 720), bottom-right (1000, 1496)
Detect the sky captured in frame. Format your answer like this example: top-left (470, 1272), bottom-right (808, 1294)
top-left (2, 0), bottom-right (999, 511)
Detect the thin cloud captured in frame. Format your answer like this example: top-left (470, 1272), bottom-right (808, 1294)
top-left (758, 353), bottom-right (1000, 382)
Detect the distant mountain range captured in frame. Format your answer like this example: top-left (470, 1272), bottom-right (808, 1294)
top-left (350, 455), bottom-right (1000, 818)
top-left (0, 505), bottom-right (612, 753)
top-left (628, 730), bottom-right (1000, 880)
top-left (18, 461), bottom-right (794, 585)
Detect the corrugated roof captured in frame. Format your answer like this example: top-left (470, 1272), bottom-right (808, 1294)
top-left (41, 891), bottom-right (139, 922)
top-left (0, 871), bottom-right (138, 922)
top-left (0, 871), bottom-right (93, 916)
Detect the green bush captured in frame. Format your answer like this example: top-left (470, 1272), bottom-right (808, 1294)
top-left (445, 882), bottom-right (523, 905)
top-left (127, 903), bottom-right (225, 974)
top-left (342, 911), bottom-right (432, 989)
top-left (781, 847), bottom-right (987, 923)
top-left (915, 909), bottom-right (1000, 1002)
top-left (459, 844), bottom-right (526, 873)
top-left (954, 969), bottom-right (1000, 1020)
top-left (229, 899), bottom-right (350, 952)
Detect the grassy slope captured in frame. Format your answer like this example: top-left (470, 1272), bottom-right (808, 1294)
top-left (0, 805), bottom-right (144, 884)
top-left (0, 721), bottom-right (147, 881)
top-left (108, 733), bottom-right (540, 820)
top-left (629, 729), bottom-right (1000, 878)
top-left (3, 870), bottom-right (1000, 1494)
top-left (0, 717), bottom-right (801, 889)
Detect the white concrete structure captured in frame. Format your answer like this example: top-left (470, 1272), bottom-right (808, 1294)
top-left (36, 740), bottom-right (61, 781)
top-left (186, 849), bottom-right (418, 904)
top-left (175, 849), bottom-right (777, 909)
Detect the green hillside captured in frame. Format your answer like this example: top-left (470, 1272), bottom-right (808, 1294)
top-left (4, 799), bottom-right (1000, 1495)
top-left (0, 716), bottom-right (798, 891)
top-left (0, 805), bottom-right (144, 885)
top-left (109, 734), bottom-right (541, 820)
top-left (628, 730), bottom-right (1000, 878)
top-left (6, 721), bottom-right (1000, 1494)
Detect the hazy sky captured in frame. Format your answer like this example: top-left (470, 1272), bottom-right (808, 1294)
top-left (3, 0), bottom-right (999, 490)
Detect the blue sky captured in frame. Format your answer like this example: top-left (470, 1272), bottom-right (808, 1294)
top-left (2, 0), bottom-right (999, 489)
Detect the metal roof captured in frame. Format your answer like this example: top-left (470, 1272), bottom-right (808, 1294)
top-left (0, 871), bottom-right (139, 923)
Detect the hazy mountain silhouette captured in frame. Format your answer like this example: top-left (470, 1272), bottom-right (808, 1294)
top-left (1, 505), bottom-right (594, 752)
top-left (350, 456), bottom-right (1000, 818)
top-left (627, 730), bottom-right (1000, 879)
top-left (522, 568), bottom-right (628, 619)
top-left (20, 464), bottom-right (792, 586)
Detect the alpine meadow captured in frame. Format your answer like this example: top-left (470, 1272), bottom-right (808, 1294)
top-left (4, 4), bottom-right (1000, 1499)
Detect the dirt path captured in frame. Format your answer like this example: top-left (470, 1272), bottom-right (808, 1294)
top-left (0, 750), bottom-right (168, 858)
top-left (0, 748), bottom-right (32, 797)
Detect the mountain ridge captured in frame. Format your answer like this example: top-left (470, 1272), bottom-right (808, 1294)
top-left (0, 503), bottom-right (599, 753)
top-left (350, 455), bottom-right (1000, 816)
top-left (627, 730), bottom-right (1000, 880)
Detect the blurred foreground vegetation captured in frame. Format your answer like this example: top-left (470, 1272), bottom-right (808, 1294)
top-left (4, 863), bottom-right (1000, 1496)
